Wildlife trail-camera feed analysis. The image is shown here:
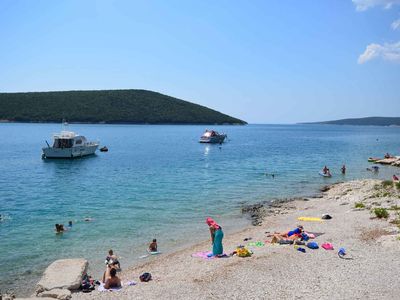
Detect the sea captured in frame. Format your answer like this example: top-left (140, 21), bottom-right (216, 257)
top-left (0, 123), bottom-right (399, 296)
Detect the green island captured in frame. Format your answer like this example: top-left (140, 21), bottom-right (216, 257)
top-left (0, 89), bottom-right (246, 125)
top-left (306, 117), bottom-right (400, 126)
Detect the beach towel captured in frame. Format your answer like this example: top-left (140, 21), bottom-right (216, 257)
top-left (192, 251), bottom-right (215, 259)
top-left (98, 282), bottom-right (123, 292)
top-left (247, 241), bottom-right (265, 247)
top-left (192, 251), bottom-right (228, 259)
top-left (297, 217), bottom-right (323, 222)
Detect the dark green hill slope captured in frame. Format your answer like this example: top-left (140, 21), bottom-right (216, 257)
top-left (0, 89), bottom-right (246, 124)
top-left (306, 117), bottom-right (400, 126)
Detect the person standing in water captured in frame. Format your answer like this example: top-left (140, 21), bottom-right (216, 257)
top-left (341, 165), bottom-right (346, 174)
top-left (206, 217), bottom-right (224, 256)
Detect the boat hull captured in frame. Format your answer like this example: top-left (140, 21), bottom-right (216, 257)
top-left (199, 135), bottom-right (226, 144)
top-left (42, 144), bottom-right (99, 158)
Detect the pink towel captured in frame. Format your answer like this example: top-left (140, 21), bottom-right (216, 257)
top-left (192, 251), bottom-right (214, 259)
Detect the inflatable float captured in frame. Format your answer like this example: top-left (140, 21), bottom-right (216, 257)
top-left (319, 171), bottom-right (332, 177)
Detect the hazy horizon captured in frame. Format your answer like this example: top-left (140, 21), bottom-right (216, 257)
top-left (1, 0), bottom-right (399, 123)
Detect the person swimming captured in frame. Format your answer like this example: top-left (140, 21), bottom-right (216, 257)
top-left (55, 224), bottom-right (64, 233)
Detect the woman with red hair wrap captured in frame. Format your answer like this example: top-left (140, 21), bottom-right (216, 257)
top-left (206, 217), bottom-right (224, 256)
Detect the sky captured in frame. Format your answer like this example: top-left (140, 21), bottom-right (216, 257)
top-left (0, 0), bottom-right (399, 124)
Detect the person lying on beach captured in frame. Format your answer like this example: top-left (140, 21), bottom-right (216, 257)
top-left (105, 249), bottom-right (121, 269)
top-left (271, 225), bottom-right (304, 243)
top-left (103, 267), bottom-right (121, 289)
top-left (149, 239), bottom-right (158, 252)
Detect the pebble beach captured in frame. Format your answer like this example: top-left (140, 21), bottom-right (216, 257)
top-left (54, 179), bottom-right (400, 300)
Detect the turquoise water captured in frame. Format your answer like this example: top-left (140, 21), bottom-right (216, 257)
top-left (1, 123), bottom-right (400, 295)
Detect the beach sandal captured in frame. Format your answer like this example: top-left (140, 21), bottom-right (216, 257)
top-left (338, 248), bottom-right (353, 260)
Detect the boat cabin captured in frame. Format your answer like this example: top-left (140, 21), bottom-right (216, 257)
top-left (52, 131), bottom-right (87, 149)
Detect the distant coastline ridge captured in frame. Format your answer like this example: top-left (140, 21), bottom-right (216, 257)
top-left (302, 116), bottom-right (400, 126)
top-left (0, 89), bottom-right (246, 125)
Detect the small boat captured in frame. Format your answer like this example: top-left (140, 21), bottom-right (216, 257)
top-left (199, 129), bottom-right (227, 144)
top-left (42, 123), bottom-right (99, 159)
top-left (100, 146), bottom-right (109, 152)
top-left (319, 171), bottom-right (332, 177)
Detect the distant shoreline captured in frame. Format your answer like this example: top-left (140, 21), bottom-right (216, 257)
top-left (0, 120), bottom-right (246, 125)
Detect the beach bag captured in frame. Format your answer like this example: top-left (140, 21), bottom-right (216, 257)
top-left (80, 274), bottom-right (95, 292)
top-left (306, 242), bottom-right (319, 249)
top-left (236, 247), bottom-right (252, 257)
top-left (140, 272), bottom-right (152, 282)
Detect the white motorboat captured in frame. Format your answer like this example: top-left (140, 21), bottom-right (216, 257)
top-left (42, 125), bottom-right (99, 159)
top-left (199, 129), bottom-right (227, 144)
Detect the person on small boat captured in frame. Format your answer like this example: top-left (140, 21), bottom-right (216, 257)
top-left (322, 166), bottom-right (331, 176)
top-left (103, 266), bottom-right (121, 289)
top-left (149, 239), bottom-right (158, 252)
top-left (323, 166), bottom-right (328, 174)
top-left (341, 165), bottom-right (346, 174)
top-left (206, 217), bottom-right (224, 256)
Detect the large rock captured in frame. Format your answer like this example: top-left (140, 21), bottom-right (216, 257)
top-left (36, 259), bottom-right (88, 294)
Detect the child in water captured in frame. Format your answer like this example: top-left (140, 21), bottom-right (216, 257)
top-left (149, 239), bottom-right (157, 252)
top-left (105, 249), bottom-right (121, 269)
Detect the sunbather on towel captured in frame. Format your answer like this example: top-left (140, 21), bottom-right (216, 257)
top-left (271, 225), bottom-right (304, 243)
top-left (104, 267), bottom-right (121, 289)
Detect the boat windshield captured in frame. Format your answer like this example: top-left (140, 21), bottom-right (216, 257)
top-left (53, 138), bottom-right (73, 148)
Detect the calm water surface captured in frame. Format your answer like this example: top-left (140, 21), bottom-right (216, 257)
top-left (1, 123), bottom-right (400, 295)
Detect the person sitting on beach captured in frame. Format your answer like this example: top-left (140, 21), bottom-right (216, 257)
top-left (105, 249), bottom-right (120, 269)
top-left (271, 225), bottom-right (304, 243)
top-left (149, 239), bottom-right (158, 252)
top-left (393, 175), bottom-right (399, 182)
top-left (384, 153), bottom-right (391, 159)
top-left (103, 266), bottom-right (121, 289)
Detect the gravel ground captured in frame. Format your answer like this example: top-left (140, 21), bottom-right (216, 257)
top-left (66, 179), bottom-right (400, 300)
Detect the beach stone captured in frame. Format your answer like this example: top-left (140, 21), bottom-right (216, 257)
top-left (36, 258), bottom-right (88, 294)
top-left (38, 289), bottom-right (71, 300)
top-left (17, 298), bottom-right (55, 300)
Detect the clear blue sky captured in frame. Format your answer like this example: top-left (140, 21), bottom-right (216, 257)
top-left (0, 0), bottom-right (399, 123)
